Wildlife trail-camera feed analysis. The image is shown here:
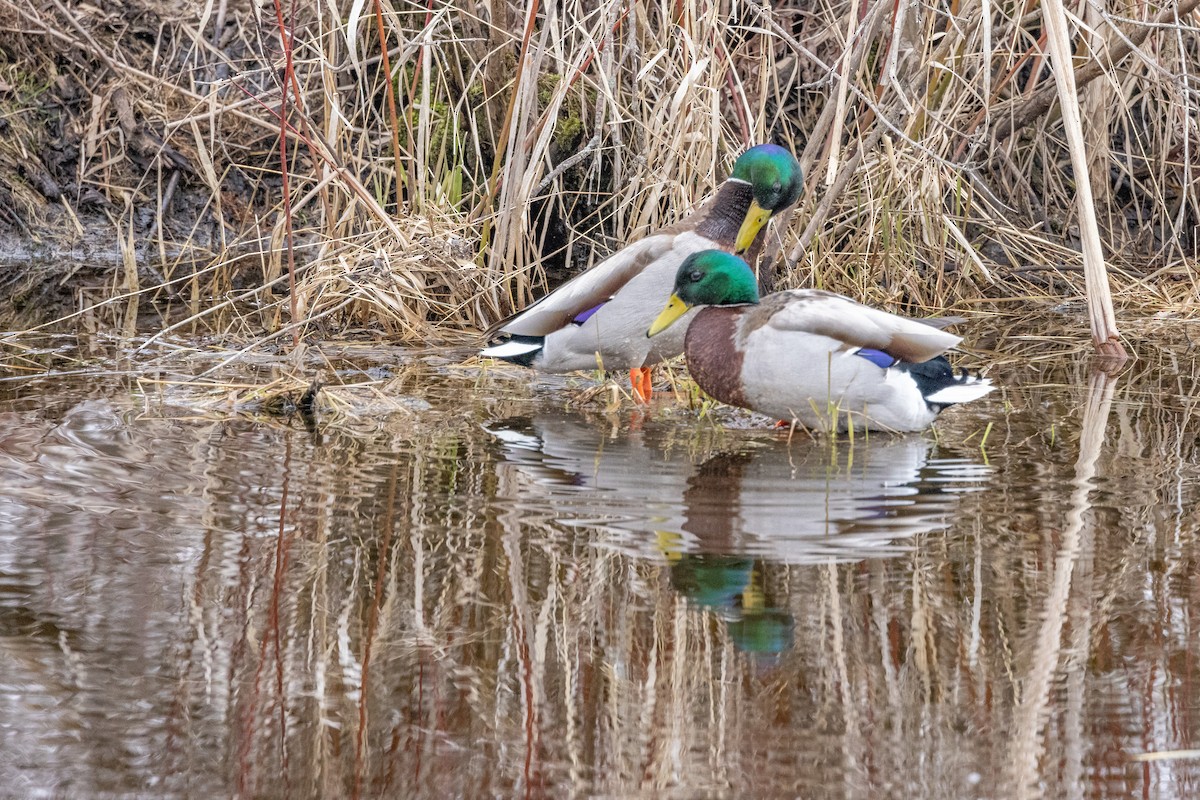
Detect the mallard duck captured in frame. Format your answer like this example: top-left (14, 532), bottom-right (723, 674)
top-left (647, 250), bottom-right (995, 432)
top-left (481, 144), bottom-right (802, 402)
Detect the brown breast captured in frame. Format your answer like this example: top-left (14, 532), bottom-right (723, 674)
top-left (684, 307), bottom-right (749, 408)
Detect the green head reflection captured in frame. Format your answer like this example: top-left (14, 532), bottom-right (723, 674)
top-left (668, 554), bottom-right (795, 658)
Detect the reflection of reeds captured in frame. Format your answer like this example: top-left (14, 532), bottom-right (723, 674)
top-left (89, 352), bottom-right (1180, 795)
top-left (13, 344), bottom-right (1190, 794)
top-left (1007, 369), bottom-right (1116, 798)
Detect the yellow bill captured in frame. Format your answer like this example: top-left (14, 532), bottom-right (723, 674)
top-left (656, 530), bottom-right (684, 563)
top-left (647, 294), bottom-right (691, 337)
top-left (734, 200), bottom-right (772, 253)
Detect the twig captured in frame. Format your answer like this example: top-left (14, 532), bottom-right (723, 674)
top-left (372, 0), bottom-right (404, 210)
top-left (532, 135), bottom-right (601, 197)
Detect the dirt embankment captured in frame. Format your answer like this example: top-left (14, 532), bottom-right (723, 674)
top-left (0, 2), bottom-right (281, 329)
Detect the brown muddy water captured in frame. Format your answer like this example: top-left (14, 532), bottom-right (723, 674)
top-left (2, 336), bottom-right (1200, 799)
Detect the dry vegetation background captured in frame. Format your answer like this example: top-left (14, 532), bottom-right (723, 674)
top-left (0, 0), bottom-right (1197, 342)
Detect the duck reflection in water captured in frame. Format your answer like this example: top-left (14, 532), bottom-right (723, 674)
top-left (488, 413), bottom-right (990, 659)
top-left (668, 451), bottom-right (796, 659)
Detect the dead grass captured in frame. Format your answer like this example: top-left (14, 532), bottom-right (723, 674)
top-left (0, 0), bottom-right (1197, 357)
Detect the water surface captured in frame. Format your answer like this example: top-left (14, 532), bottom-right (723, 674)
top-left (2, 342), bottom-right (1199, 798)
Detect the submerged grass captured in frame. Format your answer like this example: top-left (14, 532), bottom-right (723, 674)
top-left (0, 0), bottom-right (1197, 364)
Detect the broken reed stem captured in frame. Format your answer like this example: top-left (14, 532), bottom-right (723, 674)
top-left (1041, 0), bottom-right (1126, 361)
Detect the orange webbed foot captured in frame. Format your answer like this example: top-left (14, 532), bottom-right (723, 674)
top-left (629, 367), bottom-right (653, 404)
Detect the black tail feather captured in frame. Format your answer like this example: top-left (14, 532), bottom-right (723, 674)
top-left (896, 357), bottom-right (988, 406)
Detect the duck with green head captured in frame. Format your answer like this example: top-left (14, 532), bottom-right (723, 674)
top-left (481, 144), bottom-right (802, 402)
top-left (647, 250), bottom-right (994, 432)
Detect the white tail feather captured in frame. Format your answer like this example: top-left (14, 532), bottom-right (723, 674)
top-left (481, 339), bottom-right (542, 359)
top-left (924, 378), bottom-right (995, 405)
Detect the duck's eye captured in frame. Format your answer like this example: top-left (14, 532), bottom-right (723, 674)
top-left (772, 181), bottom-right (782, 194)
top-left (688, 270), bottom-right (703, 283)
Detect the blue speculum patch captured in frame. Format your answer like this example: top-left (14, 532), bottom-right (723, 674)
top-left (854, 348), bottom-right (897, 369)
top-left (572, 303), bottom-right (604, 325)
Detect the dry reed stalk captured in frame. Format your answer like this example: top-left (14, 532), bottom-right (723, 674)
top-left (272, 0), bottom-right (301, 347)
top-left (1040, 0), bottom-right (1126, 362)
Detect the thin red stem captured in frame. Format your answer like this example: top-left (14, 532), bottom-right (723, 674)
top-left (272, 0), bottom-right (300, 347)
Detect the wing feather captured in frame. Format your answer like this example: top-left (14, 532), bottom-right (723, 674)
top-left (763, 290), bottom-right (962, 363)
top-left (489, 234), bottom-right (679, 338)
